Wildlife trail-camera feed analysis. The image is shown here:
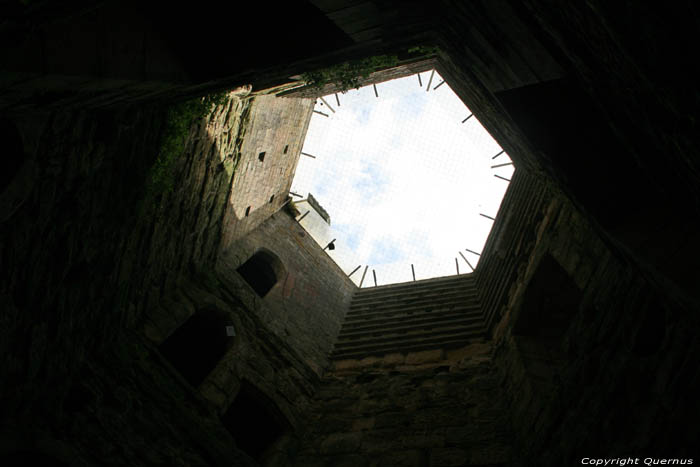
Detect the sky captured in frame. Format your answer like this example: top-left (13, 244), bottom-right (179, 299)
top-left (290, 70), bottom-right (514, 287)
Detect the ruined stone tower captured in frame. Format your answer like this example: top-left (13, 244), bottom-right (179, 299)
top-left (1, 1), bottom-right (699, 466)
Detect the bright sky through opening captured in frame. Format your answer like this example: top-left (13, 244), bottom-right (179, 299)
top-left (290, 70), bottom-right (514, 287)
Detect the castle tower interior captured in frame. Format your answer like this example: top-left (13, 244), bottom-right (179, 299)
top-left (1, 1), bottom-right (699, 466)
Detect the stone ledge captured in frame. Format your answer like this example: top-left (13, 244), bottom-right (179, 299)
top-left (331, 341), bottom-right (491, 374)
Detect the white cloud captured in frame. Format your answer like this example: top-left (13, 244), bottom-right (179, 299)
top-left (291, 71), bottom-right (514, 286)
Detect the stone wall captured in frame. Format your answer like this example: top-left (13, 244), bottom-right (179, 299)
top-left (3, 1), bottom-right (700, 465)
top-left (1, 104), bottom-right (164, 420)
top-left (218, 209), bottom-right (357, 375)
top-left (331, 275), bottom-right (485, 362)
top-left (475, 170), bottom-right (551, 332)
top-left (0, 270), bottom-right (324, 466)
top-left (0, 80), bottom-right (326, 465)
top-left (219, 94), bottom-right (315, 251)
top-left (293, 343), bottom-right (512, 467)
top-left (0, 1), bottom-right (356, 111)
top-left (136, 274), bottom-right (322, 466)
top-left (491, 188), bottom-right (700, 464)
top-left (438, 0), bottom-right (565, 95)
top-left (282, 58), bottom-right (437, 98)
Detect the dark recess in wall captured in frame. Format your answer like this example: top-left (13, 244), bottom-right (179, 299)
top-left (513, 254), bottom-right (581, 391)
top-left (159, 308), bottom-right (234, 387)
top-left (513, 254), bottom-right (581, 338)
top-left (236, 250), bottom-right (281, 297)
top-left (221, 381), bottom-right (290, 460)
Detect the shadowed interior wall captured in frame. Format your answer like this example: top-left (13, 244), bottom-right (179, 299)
top-left (475, 170), bottom-right (550, 332)
top-left (491, 187), bottom-right (699, 465)
top-left (0, 119), bottom-right (25, 193)
top-left (293, 346), bottom-right (513, 467)
top-left (0, 0), bottom-right (353, 110)
top-left (1, 1), bottom-right (699, 466)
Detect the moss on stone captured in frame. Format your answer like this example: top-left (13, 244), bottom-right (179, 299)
top-left (146, 93), bottom-right (229, 201)
top-left (301, 55), bottom-right (400, 92)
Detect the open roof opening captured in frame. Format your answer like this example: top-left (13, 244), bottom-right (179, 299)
top-left (290, 70), bottom-right (514, 287)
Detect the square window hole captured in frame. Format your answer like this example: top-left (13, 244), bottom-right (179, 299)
top-left (221, 381), bottom-right (290, 460)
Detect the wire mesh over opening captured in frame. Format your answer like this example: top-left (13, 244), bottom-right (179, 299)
top-left (290, 70), bottom-right (514, 287)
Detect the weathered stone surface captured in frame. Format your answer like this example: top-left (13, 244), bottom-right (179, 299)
top-left (219, 94), bottom-right (315, 250)
top-left (483, 186), bottom-right (700, 464)
top-left (467, 443), bottom-right (512, 465)
top-left (3, 2), bottom-right (700, 466)
top-left (334, 275), bottom-right (484, 360)
top-left (351, 417), bottom-right (375, 432)
top-left (332, 454), bottom-right (370, 467)
top-left (335, 359), bottom-right (361, 371)
top-left (405, 349), bottom-right (445, 365)
top-left (320, 432), bottom-right (363, 454)
top-left (378, 449), bottom-right (425, 467)
top-left (0, 88), bottom-right (326, 466)
top-left (384, 352), bottom-right (406, 366)
top-left (295, 349), bottom-right (512, 466)
top-left (218, 209), bottom-right (356, 375)
top-left (429, 447), bottom-right (468, 467)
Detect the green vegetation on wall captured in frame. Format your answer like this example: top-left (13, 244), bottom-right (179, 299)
top-left (146, 93), bottom-right (228, 199)
top-left (301, 54), bottom-right (399, 92)
top-left (406, 45), bottom-right (439, 56)
top-left (300, 46), bottom-right (439, 92)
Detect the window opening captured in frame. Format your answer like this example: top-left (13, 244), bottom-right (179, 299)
top-left (159, 308), bottom-right (235, 387)
top-left (221, 381), bottom-right (290, 461)
top-left (237, 249), bottom-right (284, 297)
top-left (513, 255), bottom-right (581, 392)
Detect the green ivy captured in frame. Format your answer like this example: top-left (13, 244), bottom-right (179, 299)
top-left (407, 45), bottom-right (439, 56)
top-left (146, 92), bottom-right (228, 199)
top-left (302, 54), bottom-right (400, 92)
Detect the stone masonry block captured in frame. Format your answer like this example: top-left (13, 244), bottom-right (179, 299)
top-left (405, 349), bottom-right (445, 365)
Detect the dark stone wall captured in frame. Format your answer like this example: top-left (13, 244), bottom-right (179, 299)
top-left (137, 275), bottom-right (323, 466)
top-left (282, 58), bottom-right (437, 99)
top-left (1, 104), bottom-right (165, 421)
top-left (2, 1), bottom-right (700, 465)
top-left (500, 1), bottom-right (700, 302)
top-left (438, 0), bottom-right (565, 94)
top-left (294, 343), bottom-right (512, 467)
top-left (0, 0), bottom-right (359, 111)
top-left (475, 170), bottom-right (551, 332)
top-left (0, 84), bottom-right (317, 464)
top-left (491, 188), bottom-right (700, 465)
top-left (1, 323), bottom-right (259, 467)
